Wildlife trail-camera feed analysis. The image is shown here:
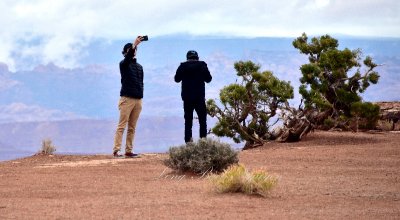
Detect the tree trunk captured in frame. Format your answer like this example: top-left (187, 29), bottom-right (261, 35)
top-left (276, 118), bottom-right (313, 142)
top-left (276, 108), bottom-right (329, 143)
top-left (242, 141), bottom-right (264, 150)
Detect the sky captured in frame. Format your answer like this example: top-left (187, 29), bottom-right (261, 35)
top-left (0, 0), bottom-right (399, 71)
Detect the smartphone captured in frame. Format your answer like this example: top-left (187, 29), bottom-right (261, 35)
top-left (141, 35), bottom-right (148, 41)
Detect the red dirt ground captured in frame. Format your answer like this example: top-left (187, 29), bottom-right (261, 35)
top-left (0, 131), bottom-right (399, 219)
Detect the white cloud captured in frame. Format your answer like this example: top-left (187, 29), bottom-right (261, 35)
top-left (0, 0), bottom-right (399, 70)
top-left (315, 0), bottom-right (330, 8)
top-left (0, 63), bottom-right (19, 91)
top-left (0, 76), bottom-right (19, 92)
top-left (0, 103), bottom-right (87, 123)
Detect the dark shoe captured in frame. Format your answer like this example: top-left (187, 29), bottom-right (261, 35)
top-left (113, 151), bottom-right (123, 158)
top-left (125, 152), bottom-right (139, 158)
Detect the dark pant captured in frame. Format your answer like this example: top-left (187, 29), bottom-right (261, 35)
top-left (183, 99), bottom-right (207, 142)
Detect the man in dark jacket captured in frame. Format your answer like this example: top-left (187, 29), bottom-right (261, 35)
top-left (175, 50), bottom-right (212, 143)
top-left (113, 36), bottom-right (145, 157)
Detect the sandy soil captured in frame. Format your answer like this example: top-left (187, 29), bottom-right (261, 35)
top-left (0, 131), bottom-right (399, 219)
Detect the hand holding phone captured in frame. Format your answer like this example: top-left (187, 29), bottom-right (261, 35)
top-left (140, 35), bottom-right (148, 41)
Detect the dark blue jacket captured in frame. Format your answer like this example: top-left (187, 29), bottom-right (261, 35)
top-left (119, 49), bottom-right (144, 99)
top-left (175, 60), bottom-right (212, 101)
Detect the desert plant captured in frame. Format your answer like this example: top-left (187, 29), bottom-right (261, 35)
top-left (164, 138), bottom-right (239, 174)
top-left (40, 139), bottom-right (57, 155)
top-left (350, 102), bottom-right (380, 131)
top-left (293, 33), bottom-right (380, 130)
top-left (210, 163), bottom-right (278, 197)
top-left (277, 33), bottom-right (382, 141)
top-left (207, 61), bottom-right (294, 148)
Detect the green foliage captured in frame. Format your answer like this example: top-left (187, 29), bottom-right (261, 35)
top-left (210, 163), bottom-right (278, 197)
top-left (293, 33), bottom-right (380, 129)
top-left (40, 139), bottom-right (56, 155)
top-left (164, 138), bottom-right (239, 174)
top-left (323, 117), bottom-right (335, 129)
top-left (207, 61), bottom-right (294, 146)
top-left (351, 102), bottom-right (381, 129)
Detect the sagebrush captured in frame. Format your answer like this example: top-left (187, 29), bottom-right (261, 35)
top-left (164, 138), bottom-right (238, 174)
top-left (40, 139), bottom-right (56, 155)
top-left (210, 163), bottom-right (278, 197)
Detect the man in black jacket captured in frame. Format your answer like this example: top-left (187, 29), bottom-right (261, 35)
top-left (175, 50), bottom-right (212, 143)
top-left (113, 36), bottom-right (145, 157)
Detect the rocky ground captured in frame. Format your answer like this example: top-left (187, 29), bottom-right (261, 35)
top-left (0, 131), bottom-right (399, 219)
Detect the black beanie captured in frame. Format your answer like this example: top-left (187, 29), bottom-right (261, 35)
top-left (186, 50), bottom-right (199, 60)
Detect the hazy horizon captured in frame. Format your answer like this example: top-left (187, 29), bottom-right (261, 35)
top-left (1, 0), bottom-right (399, 159)
top-left (0, 36), bottom-right (399, 160)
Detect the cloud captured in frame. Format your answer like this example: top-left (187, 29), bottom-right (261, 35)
top-left (0, 0), bottom-right (399, 70)
top-left (0, 102), bottom-right (88, 123)
top-left (0, 63), bottom-right (19, 91)
top-left (0, 75), bottom-right (19, 92)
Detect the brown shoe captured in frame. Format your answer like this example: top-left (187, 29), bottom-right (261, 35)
top-left (113, 151), bottom-right (123, 158)
top-left (125, 152), bottom-right (139, 158)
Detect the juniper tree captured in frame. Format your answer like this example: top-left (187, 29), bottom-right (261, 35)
top-left (207, 61), bottom-right (293, 149)
top-left (292, 33), bottom-right (380, 130)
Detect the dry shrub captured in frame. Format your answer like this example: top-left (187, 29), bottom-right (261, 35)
top-left (164, 138), bottom-right (238, 174)
top-left (40, 139), bottom-right (57, 155)
top-left (376, 120), bottom-right (399, 131)
top-left (210, 164), bottom-right (278, 197)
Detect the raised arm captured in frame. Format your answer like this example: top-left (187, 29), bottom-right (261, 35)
top-left (122, 36), bottom-right (143, 63)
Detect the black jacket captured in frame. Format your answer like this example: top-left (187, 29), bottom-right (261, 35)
top-left (119, 49), bottom-right (144, 99)
top-left (175, 60), bottom-right (212, 101)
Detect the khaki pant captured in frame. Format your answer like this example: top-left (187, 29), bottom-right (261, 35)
top-left (113, 96), bottom-right (142, 153)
